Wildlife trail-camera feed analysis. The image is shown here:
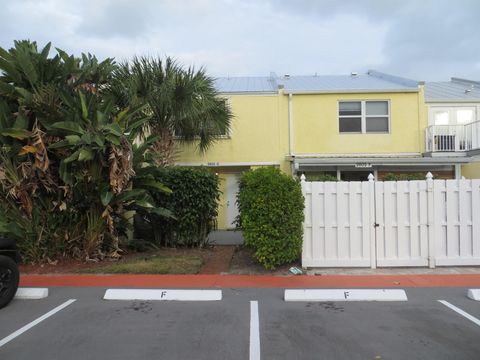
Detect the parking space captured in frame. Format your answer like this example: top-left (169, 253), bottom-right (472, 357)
top-left (0, 287), bottom-right (479, 359)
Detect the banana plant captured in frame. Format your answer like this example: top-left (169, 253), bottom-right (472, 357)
top-left (0, 41), bottom-right (170, 261)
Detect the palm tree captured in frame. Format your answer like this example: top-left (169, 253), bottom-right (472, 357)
top-left (109, 56), bottom-right (232, 166)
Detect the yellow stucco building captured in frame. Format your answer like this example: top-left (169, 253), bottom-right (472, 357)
top-left (176, 71), bottom-right (480, 229)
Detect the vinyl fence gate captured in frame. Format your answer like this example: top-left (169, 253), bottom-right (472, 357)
top-left (301, 174), bottom-right (480, 268)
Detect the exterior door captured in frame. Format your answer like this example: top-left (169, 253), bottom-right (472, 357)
top-left (225, 174), bottom-right (240, 229)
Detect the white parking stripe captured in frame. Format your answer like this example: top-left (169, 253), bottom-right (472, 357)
top-left (250, 301), bottom-right (260, 360)
top-left (438, 300), bottom-right (480, 327)
top-left (0, 299), bottom-right (76, 348)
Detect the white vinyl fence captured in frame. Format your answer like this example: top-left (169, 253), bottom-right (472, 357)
top-left (301, 174), bottom-right (480, 268)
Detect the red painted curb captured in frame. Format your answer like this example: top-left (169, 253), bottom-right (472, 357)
top-left (19, 274), bottom-right (480, 288)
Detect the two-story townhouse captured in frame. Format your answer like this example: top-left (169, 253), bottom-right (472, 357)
top-left (176, 71), bottom-right (475, 230)
top-left (286, 70), bottom-right (468, 181)
top-left (176, 76), bottom-right (290, 229)
top-left (424, 77), bottom-right (480, 178)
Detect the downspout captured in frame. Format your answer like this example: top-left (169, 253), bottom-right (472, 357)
top-left (288, 93), bottom-right (296, 176)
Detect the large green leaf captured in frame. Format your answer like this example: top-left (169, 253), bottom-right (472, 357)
top-left (78, 148), bottom-right (94, 161)
top-left (113, 189), bottom-right (147, 204)
top-left (150, 207), bottom-right (175, 219)
top-left (79, 91), bottom-right (89, 121)
top-left (63, 149), bottom-right (80, 163)
top-left (101, 190), bottom-right (114, 206)
top-left (59, 160), bottom-right (73, 184)
top-left (0, 128), bottom-right (31, 140)
top-left (48, 139), bottom-right (71, 149)
top-left (66, 135), bottom-right (81, 144)
top-left (51, 121), bottom-right (86, 135)
top-left (102, 123), bottom-right (123, 137)
top-left (13, 114), bottom-right (28, 129)
top-left (136, 179), bottom-right (172, 193)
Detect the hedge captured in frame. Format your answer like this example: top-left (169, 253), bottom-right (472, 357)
top-left (237, 167), bottom-right (304, 269)
top-left (135, 167), bottom-right (220, 247)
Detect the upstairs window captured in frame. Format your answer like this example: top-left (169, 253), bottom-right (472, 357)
top-left (339, 100), bottom-right (389, 133)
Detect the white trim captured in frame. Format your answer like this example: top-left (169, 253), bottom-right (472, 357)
top-left (289, 93), bottom-right (294, 156)
top-left (284, 89), bottom-right (418, 95)
top-left (0, 299), bottom-right (76, 348)
top-left (175, 161), bottom-right (281, 167)
top-left (284, 289), bottom-right (408, 302)
top-left (218, 92), bottom-right (277, 96)
top-left (292, 153), bottom-right (422, 158)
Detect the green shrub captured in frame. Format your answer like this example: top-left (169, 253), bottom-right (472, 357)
top-left (382, 172), bottom-right (426, 181)
top-left (237, 167), bottom-right (304, 269)
top-left (305, 173), bottom-right (338, 181)
top-left (135, 167), bottom-right (220, 247)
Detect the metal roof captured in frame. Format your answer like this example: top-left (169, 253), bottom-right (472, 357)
top-left (425, 78), bottom-right (480, 102)
top-left (213, 70), bottom-right (419, 94)
top-left (280, 70), bottom-right (418, 94)
top-left (213, 76), bottom-right (278, 94)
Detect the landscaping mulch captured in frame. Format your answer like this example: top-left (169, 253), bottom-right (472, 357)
top-left (19, 245), bottom-right (303, 275)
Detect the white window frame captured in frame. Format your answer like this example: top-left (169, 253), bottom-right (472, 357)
top-left (338, 100), bottom-right (390, 134)
top-left (428, 105), bottom-right (477, 126)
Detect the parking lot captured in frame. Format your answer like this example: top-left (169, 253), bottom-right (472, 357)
top-left (1, 286), bottom-right (479, 360)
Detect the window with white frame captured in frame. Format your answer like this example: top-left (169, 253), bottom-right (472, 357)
top-left (430, 107), bottom-right (475, 126)
top-left (339, 100), bottom-right (389, 133)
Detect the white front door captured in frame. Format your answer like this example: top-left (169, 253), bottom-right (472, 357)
top-left (225, 174), bottom-right (240, 229)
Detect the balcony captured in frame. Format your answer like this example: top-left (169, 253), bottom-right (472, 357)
top-left (425, 121), bottom-right (480, 153)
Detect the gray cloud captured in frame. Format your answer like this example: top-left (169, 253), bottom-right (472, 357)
top-left (0, 0), bottom-right (478, 81)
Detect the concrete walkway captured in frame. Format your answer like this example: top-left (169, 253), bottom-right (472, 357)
top-left (207, 230), bottom-right (244, 245)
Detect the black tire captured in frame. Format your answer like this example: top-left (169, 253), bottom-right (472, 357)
top-left (0, 255), bottom-right (19, 309)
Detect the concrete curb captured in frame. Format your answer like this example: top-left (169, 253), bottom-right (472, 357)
top-left (103, 289), bottom-right (222, 301)
top-left (467, 289), bottom-right (480, 301)
top-left (284, 289), bottom-right (408, 302)
top-left (15, 288), bottom-right (49, 299)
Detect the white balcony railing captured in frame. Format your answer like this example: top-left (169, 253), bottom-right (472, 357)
top-left (425, 120), bottom-right (480, 152)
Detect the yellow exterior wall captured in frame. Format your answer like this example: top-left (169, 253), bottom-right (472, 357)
top-left (292, 91), bottom-right (425, 155)
top-left (175, 88), bottom-right (427, 229)
top-left (461, 160), bottom-right (480, 179)
top-left (175, 94), bottom-right (290, 169)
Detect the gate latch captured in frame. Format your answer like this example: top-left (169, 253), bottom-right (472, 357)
top-left (373, 222), bottom-right (380, 228)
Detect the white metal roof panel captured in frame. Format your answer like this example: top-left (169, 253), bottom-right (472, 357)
top-left (280, 71), bottom-right (418, 93)
top-left (425, 80), bottom-right (480, 102)
top-left (214, 76), bottom-right (277, 93)
top-left (213, 71), bottom-right (419, 94)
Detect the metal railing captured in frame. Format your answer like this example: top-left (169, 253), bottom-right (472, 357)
top-left (425, 120), bottom-right (480, 152)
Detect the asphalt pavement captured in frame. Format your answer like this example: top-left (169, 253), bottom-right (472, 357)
top-left (0, 286), bottom-right (479, 360)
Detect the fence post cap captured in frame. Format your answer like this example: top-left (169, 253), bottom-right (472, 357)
top-left (426, 172), bottom-right (433, 180)
top-left (300, 174), bottom-right (306, 182)
top-left (368, 173), bottom-right (375, 182)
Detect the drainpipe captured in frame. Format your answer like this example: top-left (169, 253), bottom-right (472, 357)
top-left (289, 93), bottom-right (295, 175)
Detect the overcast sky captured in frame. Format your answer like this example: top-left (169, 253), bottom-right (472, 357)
top-left (0, 0), bottom-right (479, 81)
